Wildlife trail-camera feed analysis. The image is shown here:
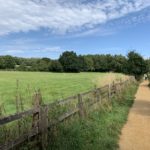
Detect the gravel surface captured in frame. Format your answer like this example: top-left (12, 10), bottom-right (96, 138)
top-left (119, 81), bottom-right (150, 150)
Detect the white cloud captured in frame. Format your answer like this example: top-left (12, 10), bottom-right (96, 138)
top-left (4, 50), bottom-right (24, 54)
top-left (71, 27), bottom-right (116, 38)
top-left (3, 46), bottom-right (62, 54)
top-left (0, 0), bottom-right (150, 35)
top-left (0, 38), bottom-right (62, 56)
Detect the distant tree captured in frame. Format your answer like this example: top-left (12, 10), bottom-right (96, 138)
top-left (16, 62), bottom-right (27, 71)
top-left (84, 56), bottom-right (94, 71)
top-left (37, 59), bottom-right (50, 72)
top-left (78, 55), bottom-right (85, 71)
top-left (79, 55), bottom-right (94, 71)
top-left (59, 51), bottom-right (80, 72)
top-left (41, 57), bottom-right (51, 63)
top-left (127, 51), bottom-right (148, 80)
top-left (0, 57), bottom-right (5, 69)
top-left (50, 60), bottom-right (63, 72)
top-left (92, 55), bottom-right (109, 72)
top-left (146, 59), bottom-right (150, 73)
top-left (105, 54), bottom-right (114, 71)
top-left (0, 51), bottom-right (148, 76)
top-left (13, 57), bottom-right (22, 65)
top-left (111, 55), bottom-right (127, 73)
top-left (3, 55), bottom-right (16, 69)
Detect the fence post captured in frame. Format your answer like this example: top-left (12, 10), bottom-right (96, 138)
top-left (32, 90), bottom-right (41, 134)
top-left (32, 90), bottom-right (48, 150)
top-left (39, 105), bottom-right (48, 150)
top-left (119, 78), bottom-right (122, 91)
top-left (112, 81), bottom-right (116, 96)
top-left (96, 89), bottom-right (101, 102)
top-left (108, 84), bottom-right (111, 100)
top-left (78, 94), bottom-right (86, 119)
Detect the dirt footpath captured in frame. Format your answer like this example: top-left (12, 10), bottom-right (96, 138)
top-left (119, 81), bottom-right (150, 150)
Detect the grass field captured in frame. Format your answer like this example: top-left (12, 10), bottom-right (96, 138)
top-left (0, 71), bottom-right (126, 114)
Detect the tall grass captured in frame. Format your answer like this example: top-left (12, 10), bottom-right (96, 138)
top-left (47, 83), bottom-right (138, 150)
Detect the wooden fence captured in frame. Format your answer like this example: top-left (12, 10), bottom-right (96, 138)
top-left (0, 76), bottom-right (135, 150)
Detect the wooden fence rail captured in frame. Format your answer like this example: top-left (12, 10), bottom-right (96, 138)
top-left (0, 76), bottom-right (136, 150)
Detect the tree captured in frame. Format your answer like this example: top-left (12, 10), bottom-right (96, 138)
top-left (78, 55), bottom-right (94, 71)
top-left (41, 57), bottom-right (51, 63)
top-left (59, 51), bottom-right (80, 72)
top-left (127, 51), bottom-right (148, 80)
top-left (146, 59), bottom-right (150, 73)
top-left (92, 55), bottom-right (109, 72)
top-left (16, 62), bottom-right (27, 71)
top-left (0, 51), bottom-right (148, 75)
top-left (3, 55), bottom-right (16, 69)
top-left (50, 60), bottom-right (63, 72)
top-left (111, 55), bottom-right (127, 73)
top-left (0, 57), bottom-right (5, 69)
top-left (37, 59), bottom-right (50, 72)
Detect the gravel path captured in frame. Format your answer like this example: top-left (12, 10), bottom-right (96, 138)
top-left (119, 81), bottom-right (150, 150)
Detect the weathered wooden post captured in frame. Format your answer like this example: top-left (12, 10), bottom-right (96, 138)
top-left (39, 105), bottom-right (48, 150)
top-left (96, 88), bottom-right (102, 107)
top-left (32, 90), bottom-right (48, 149)
top-left (116, 82), bottom-right (119, 95)
top-left (119, 78), bottom-right (122, 92)
top-left (121, 80), bottom-right (125, 89)
top-left (112, 81), bottom-right (116, 96)
top-left (32, 91), bottom-right (40, 149)
top-left (32, 90), bottom-right (41, 133)
top-left (108, 84), bottom-right (111, 100)
top-left (78, 94), bottom-right (86, 119)
top-left (15, 79), bottom-right (22, 137)
top-left (96, 89), bottom-right (100, 102)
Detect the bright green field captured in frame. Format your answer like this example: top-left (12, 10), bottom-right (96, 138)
top-left (0, 71), bottom-right (125, 114)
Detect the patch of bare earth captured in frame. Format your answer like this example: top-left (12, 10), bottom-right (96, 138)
top-left (119, 81), bottom-right (150, 150)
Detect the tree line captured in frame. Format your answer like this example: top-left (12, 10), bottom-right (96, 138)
top-left (0, 51), bottom-right (149, 79)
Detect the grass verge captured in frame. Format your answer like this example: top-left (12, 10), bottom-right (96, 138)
top-left (48, 83), bottom-right (138, 150)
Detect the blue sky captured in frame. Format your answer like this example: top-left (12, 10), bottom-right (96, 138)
top-left (0, 0), bottom-right (150, 59)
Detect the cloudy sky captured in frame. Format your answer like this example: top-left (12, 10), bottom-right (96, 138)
top-left (0, 0), bottom-right (150, 58)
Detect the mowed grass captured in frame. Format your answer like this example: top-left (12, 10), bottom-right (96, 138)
top-left (0, 71), bottom-right (126, 114)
